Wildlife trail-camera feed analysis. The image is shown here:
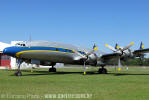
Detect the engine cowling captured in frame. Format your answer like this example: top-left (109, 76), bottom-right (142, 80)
top-left (87, 53), bottom-right (98, 66)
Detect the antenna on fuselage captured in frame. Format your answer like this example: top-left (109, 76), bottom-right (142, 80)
top-left (28, 34), bottom-right (32, 48)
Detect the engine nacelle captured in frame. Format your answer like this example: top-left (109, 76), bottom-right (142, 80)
top-left (121, 49), bottom-right (134, 58)
top-left (87, 53), bottom-right (98, 66)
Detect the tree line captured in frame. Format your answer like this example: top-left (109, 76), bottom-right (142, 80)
top-left (121, 58), bottom-right (149, 66)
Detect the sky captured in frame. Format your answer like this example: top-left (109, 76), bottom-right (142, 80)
top-left (0, 0), bottom-right (149, 53)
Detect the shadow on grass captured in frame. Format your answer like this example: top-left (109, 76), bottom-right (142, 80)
top-left (111, 73), bottom-right (149, 76)
top-left (9, 70), bottom-right (149, 76)
top-left (10, 70), bottom-right (100, 76)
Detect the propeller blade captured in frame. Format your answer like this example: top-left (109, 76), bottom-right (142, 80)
top-left (140, 42), bottom-right (144, 50)
top-left (74, 50), bottom-right (87, 75)
top-left (74, 50), bottom-right (87, 59)
top-left (115, 43), bottom-right (119, 50)
top-left (117, 56), bottom-right (121, 71)
top-left (121, 42), bottom-right (134, 51)
top-left (86, 44), bottom-right (98, 56)
top-left (83, 61), bottom-right (87, 75)
top-left (86, 50), bottom-right (94, 56)
top-left (105, 44), bottom-right (117, 52)
top-left (93, 44), bottom-right (98, 51)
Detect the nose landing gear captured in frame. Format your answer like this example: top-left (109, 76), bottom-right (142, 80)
top-left (15, 59), bottom-right (23, 76)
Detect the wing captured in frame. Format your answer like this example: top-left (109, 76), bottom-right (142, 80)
top-left (133, 48), bottom-right (149, 56)
top-left (99, 53), bottom-right (120, 64)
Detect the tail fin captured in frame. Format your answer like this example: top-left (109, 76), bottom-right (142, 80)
top-left (140, 42), bottom-right (144, 50)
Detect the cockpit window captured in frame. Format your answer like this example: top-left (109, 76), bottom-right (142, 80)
top-left (21, 44), bottom-right (26, 46)
top-left (16, 43), bottom-right (26, 47)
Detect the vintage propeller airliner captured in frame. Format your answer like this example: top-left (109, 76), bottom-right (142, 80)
top-left (2, 41), bottom-right (149, 76)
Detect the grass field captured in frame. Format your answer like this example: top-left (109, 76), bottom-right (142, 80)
top-left (0, 66), bottom-right (149, 100)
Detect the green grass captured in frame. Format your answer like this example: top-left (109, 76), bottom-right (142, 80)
top-left (0, 66), bottom-right (149, 100)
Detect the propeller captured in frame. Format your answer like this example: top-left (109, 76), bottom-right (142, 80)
top-left (75, 44), bottom-right (98, 75)
top-left (106, 42), bottom-right (134, 53)
top-left (105, 42), bottom-right (134, 71)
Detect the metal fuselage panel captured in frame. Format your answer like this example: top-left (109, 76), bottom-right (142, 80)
top-left (19, 51), bottom-right (80, 64)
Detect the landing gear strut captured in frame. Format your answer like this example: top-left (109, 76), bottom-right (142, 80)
top-left (49, 63), bottom-right (56, 72)
top-left (98, 66), bottom-right (107, 74)
top-left (15, 59), bottom-right (23, 76)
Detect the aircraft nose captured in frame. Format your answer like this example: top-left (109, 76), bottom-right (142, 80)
top-left (3, 47), bottom-right (16, 56)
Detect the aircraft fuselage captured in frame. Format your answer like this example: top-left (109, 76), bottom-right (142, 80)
top-left (3, 46), bottom-right (94, 65)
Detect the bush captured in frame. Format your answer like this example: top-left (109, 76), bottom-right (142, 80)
top-left (122, 58), bottom-right (149, 66)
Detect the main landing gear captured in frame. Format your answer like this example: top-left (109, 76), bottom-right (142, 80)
top-left (15, 59), bottom-right (23, 76)
top-left (98, 66), bottom-right (107, 74)
top-left (49, 63), bottom-right (56, 72)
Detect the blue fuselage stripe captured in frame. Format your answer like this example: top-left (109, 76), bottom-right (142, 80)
top-left (3, 46), bottom-right (85, 56)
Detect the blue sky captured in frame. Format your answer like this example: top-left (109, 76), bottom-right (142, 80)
top-left (0, 0), bottom-right (149, 53)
